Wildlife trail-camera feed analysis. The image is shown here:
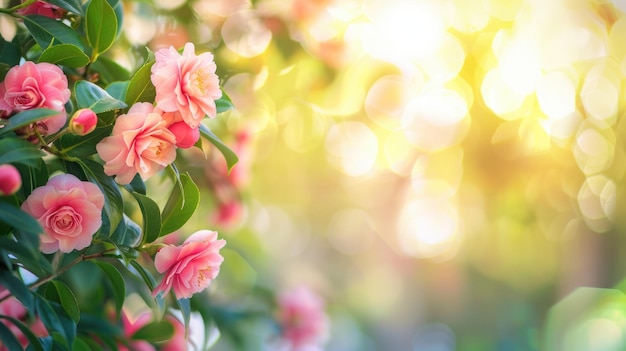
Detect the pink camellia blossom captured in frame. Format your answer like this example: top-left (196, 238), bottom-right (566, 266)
top-left (153, 230), bottom-right (225, 299)
top-left (69, 108), bottom-right (98, 136)
top-left (21, 173), bottom-right (104, 254)
top-left (161, 110), bottom-right (200, 148)
top-left (0, 61), bottom-right (70, 137)
top-left (16, 0), bottom-right (67, 19)
top-left (118, 312), bottom-right (155, 351)
top-left (0, 164), bottom-right (21, 196)
top-left (96, 102), bottom-right (177, 185)
top-left (275, 286), bottom-right (329, 350)
top-left (151, 42), bottom-right (222, 129)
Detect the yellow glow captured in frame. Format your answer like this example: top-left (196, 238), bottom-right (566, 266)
top-left (481, 68), bottom-right (527, 118)
top-left (221, 10), bottom-right (272, 57)
top-left (418, 33), bottom-right (466, 83)
top-left (411, 147), bottom-right (464, 200)
top-left (565, 318), bottom-right (624, 351)
top-left (450, 0), bottom-right (490, 33)
top-left (325, 122), bottom-right (379, 177)
top-left (498, 35), bottom-right (542, 95)
top-left (574, 126), bottom-right (614, 175)
top-left (383, 132), bottom-right (417, 176)
top-left (578, 175), bottom-right (616, 233)
top-left (581, 67), bottom-right (620, 126)
top-left (536, 71), bottom-right (577, 120)
top-left (365, 75), bottom-right (417, 131)
top-left (326, 208), bottom-right (376, 255)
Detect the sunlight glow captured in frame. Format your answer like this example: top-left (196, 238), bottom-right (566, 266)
top-left (578, 175), bottom-right (616, 233)
top-left (325, 122), bottom-right (379, 177)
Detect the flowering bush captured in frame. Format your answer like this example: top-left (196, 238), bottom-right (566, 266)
top-left (0, 0), bottom-right (237, 349)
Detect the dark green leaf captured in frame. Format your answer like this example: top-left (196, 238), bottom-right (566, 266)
top-left (175, 298), bottom-right (191, 338)
top-left (89, 57), bottom-right (130, 85)
top-left (47, 0), bottom-right (83, 15)
top-left (0, 202), bottom-right (42, 237)
top-left (0, 238), bottom-right (51, 276)
top-left (23, 15), bottom-right (84, 49)
top-left (0, 38), bottom-right (20, 68)
top-left (74, 81), bottom-right (127, 114)
top-left (46, 281), bottom-right (80, 324)
top-left (74, 159), bottom-right (123, 235)
top-left (56, 126), bottom-right (112, 157)
top-left (0, 108), bottom-right (59, 137)
top-left (123, 174), bottom-right (146, 195)
top-left (39, 44), bottom-right (90, 68)
top-left (124, 60), bottom-right (155, 108)
top-left (160, 174), bottom-right (200, 235)
top-left (0, 270), bottom-right (33, 311)
top-left (14, 160), bottom-right (48, 199)
top-left (0, 320), bottom-right (23, 351)
top-left (0, 137), bottom-right (45, 167)
top-left (92, 261), bottom-right (125, 318)
top-left (0, 316), bottom-right (44, 351)
top-left (105, 0), bottom-right (124, 37)
top-left (35, 294), bottom-right (76, 347)
top-left (130, 192), bottom-right (161, 244)
top-left (71, 338), bottom-right (92, 351)
top-left (75, 337), bottom-right (104, 351)
top-left (199, 124), bottom-right (239, 171)
top-left (85, 0), bottom-right (117, 59)
top-left (131, 320), bottom-right (174, 343)
top-left (128, 260), bottom-right (156, 291)
top-left (215, 91), bottom-right (234, 114)
top-left (109, 214), bottom-right (141, 248)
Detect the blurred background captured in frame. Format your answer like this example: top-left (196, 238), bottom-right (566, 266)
top-left (121, 0), bottom-right (626, 350)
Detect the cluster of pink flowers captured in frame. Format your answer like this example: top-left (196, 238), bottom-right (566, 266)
top-left (117, 311), bottom-right (186, 351)
top-left (275, 286), bottom-right (329, 351)
top-left (97, 42), bottom-right (222, 185)
top-left (0, 61), bottom-right (70, 141)
top-left (0, 287), bottom-right (47, 351)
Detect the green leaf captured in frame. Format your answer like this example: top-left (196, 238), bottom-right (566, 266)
top-left (92, 261), bottom-right (125, 318)
top-left (0, 237), bottom-right (51, 276)
top-left (39, 44), bottom-right (90, 68)
top-left (0, 316), bottom-right (44, 351)
top-left (46, 281), bottom-right (80, 324)
top-left (130, 192), bottom-right (161, 244)
top-left (176, 298), bottom-right (191, 338)
top-left (47, 0), bottom-right (84, 15)
top-left (71, 338), bottom-right (92, 351)
top-left (160, 174), bottom-right (200, 235)
top-left (0, 108), bottom-right (59, 137)
top-left (0, 270), bottom-right (34, 311)
top-left (0, 202), bottom-right (42, 237)
top-left (129, 260), bottom-right (156, 291)
top-left (85, 0), bottom-right (117, 59)
top-left (23, 15), bottom-right (84, 49)
top-left (14, 160), bottom-right (48, 199)
top-left (124, 60), bottom-right (155, 108)
top-left (56, 126), bottom-right (112, 157)
top-left (0, 37), bottom-right (21, 68)
top-left (74, 80), bottom-right (127, 114)
top-left (0, 321), bottom-right (23, 351)
top-left (0, 137), bottom-right (45, 167)
top-left (109, 214), bottom-right (141, 248)
top-left (105, 0), bottom-right (124, 37)
top-left (215, 92), bottom-right (234, 114)
top-left (105, 81), bottom-right (128, 102)
top-left (131, 320), bottom-right (174, 343)
top-left (35, 294), bottom-right (76, 347)
top-left (75, 337), bottom-right (104, 351)
top-left (123, 174), bottom-right (146, 195)
top-left (199, 124), bottom-right (239, 172)
top-left (89, 57), bottom-right (130, 85)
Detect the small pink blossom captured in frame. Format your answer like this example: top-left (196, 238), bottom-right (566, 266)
top-left (118, 312), bottom-right (155, 351)
top-left (213, 200), bottom-right (243, 228)
top-left (0, 61), bottom-right (70, 137)
top-left (151, 42), bottom-right (222, 129)
top-left (153, 230), bottom-right (225, 299)
top-left (0, 164), bottom-right (21, 196)
top-left (16, 0), bottom-right (67, 19)
top-left (161, 110), bottom-right (200, 148)
top-left (96, 103), bottom-right (177, 185)
top-left (21, 173), bottom-right (104, 254)
top-left (69, 108), bottom-right (98, 136)
top-left (276, 286), bottom-right (328, 350)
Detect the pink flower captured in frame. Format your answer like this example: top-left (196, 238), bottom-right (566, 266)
top-left (161, 110), bottom-right (200, 148)
top-left (213, 200), bottom-right (243, 228)
top-left (0, 164), bottom-right (21, 196)
top-left (276, 286), bottom-right (328, 350)
top-left (153, 230), bottom-right (225, 299)
top-left (16, 0), bottom-right (67, 19)
top-left (0, 287), bottom-right (48, 351)
top-left (69, 108), bottom-right (98, 136)
top-left (21, 173), bottom-right (104, 254)
top-left (161, 315), bottom-right (186, 351)
top-left (151, 42), bottom-right (222, 129)
top-left (118, 312), bottom-right (155, 351)
top-left (0, 61), bottom-right (70, 136)
top-left (96, 103), bottom-right (177, 185)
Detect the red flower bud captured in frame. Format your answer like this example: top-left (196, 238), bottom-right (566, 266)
top-left (0, 164), bottom-right (21, 196)
top-left (69, 109), bottom-right (97, 136)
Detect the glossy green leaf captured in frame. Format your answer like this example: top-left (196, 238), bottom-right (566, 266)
top-left (39, 44), bottom-right (90, 68)
top-left (72, 338), bottom-right (92, 351)
top-left (92, 261), bottom-right (125, 318)
top-left (0, 37), bottom-right (20, 68)
top-left (0, 108), bottom-right (59, 137)
top-left (105, 0), bottom-right (124, 37)
top-left (199, 124), bottom-right (239, 171)
top-left (176, 297), bottom-right (191, 338)
top-left (46, 281), bottom-right (80, 324)
top-left (47, 0), bottom-right (83, 15)
top-left (0, 137), bottom-right (45, 167)
top-left (0, 270), bottom-right (33, 311)
top-left (215, 91), bottom-right (234, 114)
top-left (132, 320), bottom-right (174, 343)
top-left (14, 160), bottom-right (48, 199)
top-left (124, 60), bottom-right (155, 108)
top-left (35, 294), bottom-right (76, 347)
top-left (160, 173), bottom-right (200, 235)
top-left (0, 321), bottom-right (22, 351)
top-left (74, 80), bottom-right (127, 115)
top-left (85, 0), bottom-right (117, 59)
top-left (0, 237), bottom-right (51, 276)
top-left (89, 57), bottom-right (131, 85)
top-left (56, 125), bottom-right (112, 158)
top-left (0, 202), bottom-right (42, 237)
top-left (129, 260), bottom-right (156, 291)
top-left (109, 214), bottom-right (142, 248)
top-left (130, 192), bottom-right (161, 244)
top-left (0, 316), bottom-right (44, 351)
top-left (105, 81), bottom-right (128, 102)
top-left (76, 337), bottom-right (104, 351)
top-left (23, 15), bottom-right (84, 49)
top-left (74, 159), bottom-right (123, 235)
top-left (123, 174), bottom-right (146, 196)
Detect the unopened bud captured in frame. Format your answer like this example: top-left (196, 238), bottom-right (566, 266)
top-left (69, 109), bottom-right (97, 136)
top-left (168, 121), bottom-right (200, 148)
top-left (0, 164), bottom-right (21, 196)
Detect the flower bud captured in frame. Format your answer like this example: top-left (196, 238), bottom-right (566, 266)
top-left (168, 121), bottom-right (200, 148)
top-left (69, 109), bottom-right (97, 136)
top-left (0, 164), bottom-right (21, 196)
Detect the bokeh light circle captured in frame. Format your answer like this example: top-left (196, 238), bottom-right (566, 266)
top-left (325, 122), bottom-right (379, 177)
